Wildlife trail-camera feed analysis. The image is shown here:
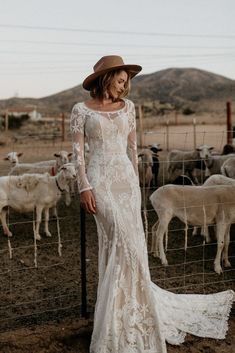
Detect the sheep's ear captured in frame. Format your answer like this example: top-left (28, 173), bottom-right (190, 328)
top-left (17, 152), bottom-right (23, 157)
top-left (54, 153), bottom-right (60, 157)
top-left (209, 147), bottom-right (214, 150)
top-left (68, 152), bottom-right (73, 157)
top-left (3, 157), bottom-right (9, 161)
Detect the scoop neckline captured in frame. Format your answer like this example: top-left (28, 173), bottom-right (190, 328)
top-left (82, 99), bottom-right (126, 113)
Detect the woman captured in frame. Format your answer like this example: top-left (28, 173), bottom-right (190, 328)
top-left (70, 55), bottom-right (234, 353)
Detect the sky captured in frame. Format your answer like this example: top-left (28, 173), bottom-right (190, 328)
top-left (0, 0), bottom-right (235, 99)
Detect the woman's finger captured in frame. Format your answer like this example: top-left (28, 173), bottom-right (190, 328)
top-left (90, 193), bottom-right (96, 213)
top-left (88, 200), bottom-right (96, 214)
top-left (80, 192), bottom-right (96, 214)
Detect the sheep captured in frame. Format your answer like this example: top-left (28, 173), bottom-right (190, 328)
top-left (149, 144), bottom-right (162, 188)
top-left (8, 150), bottom-right (73, 206)
top-left (193, 174), bottom-right (235, 240)
top-left (138, 148), bottom-right (159, 240)
top-left (4, 151), bottom-right (55, 169)
top-left (221, 156), bottom-right (235, 179)
top-left (170, 175), bottom-right (206, 241)
top-left (150, 183), bottom-right (235, 274)
top-left (203, 153), bottom-right (235, 177)
top-left (0, 163), bottom-right (76, 241)
top-left (171, 174), bottom-right (194, 185)
top-left (8, 150), bottom-right (72, 176)
top-left (168, 174), bottom-right (212, 243)
top-left (138, 148), bottom-right (161, 203)
top-left (167, 144), bottom-right (214, 184)
top-left (222, 144), bottom-right (235, 155)
top-left (138, 149), bottom-right (154, 190)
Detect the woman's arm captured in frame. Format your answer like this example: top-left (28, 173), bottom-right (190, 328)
top-left (70, 104), bottom-right (96, 214)
top-left (127, 101), bottom-right (139, 179)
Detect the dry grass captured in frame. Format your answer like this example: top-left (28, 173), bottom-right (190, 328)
top-left (139, 110), bottom-right (230, 129)
top-left (137, 123), bottom-right (230, 152)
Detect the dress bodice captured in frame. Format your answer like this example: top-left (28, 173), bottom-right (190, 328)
top-left (70, 98), bottom-right (138, 193)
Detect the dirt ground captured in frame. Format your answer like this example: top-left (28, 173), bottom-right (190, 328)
top-left (0, 317), bottom-right (234, 353)
top-left (0, 124), bottom-right (234, 352)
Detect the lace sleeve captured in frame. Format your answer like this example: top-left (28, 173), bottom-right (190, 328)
top-left (127, 101), bottom-right (139, 178)
top-left (70, 104), bottom-right (92, 193)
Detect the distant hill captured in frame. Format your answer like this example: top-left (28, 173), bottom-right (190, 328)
top-left (0, 68), bottom-right (234, 115)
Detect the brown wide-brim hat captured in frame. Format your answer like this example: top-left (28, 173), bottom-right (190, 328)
top-left (82, 55), bottom-right (142, 91)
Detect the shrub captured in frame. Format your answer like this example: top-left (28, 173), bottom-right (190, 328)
top-left (182, 107), bottom-right (195, 115)
top-left (3, 114), bottom-right (29, 129)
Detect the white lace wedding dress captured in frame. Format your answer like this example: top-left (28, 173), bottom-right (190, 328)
top-left (70, 98), bottom-right (234, 353)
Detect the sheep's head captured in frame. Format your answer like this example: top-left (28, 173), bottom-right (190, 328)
top-left (4, 152), bottom-right (23, 164)
top-left (196, 145), bottom-right (214, 159)
top-left (54, 151), bottom-right (73, 166)
top-left (138, 150), bottom-right (154, 167)
top-left (149, 144), bottom-right (162, 154)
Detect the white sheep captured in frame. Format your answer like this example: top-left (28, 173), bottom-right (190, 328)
top-left (138, 148), bottom-right (157, 239)
top-left (150, 183), bottom-right (235, 274)
top-left (7, 150), bottom-right (73, 206)
top-left (221, 156), bottom-right (235, 179)
top-left (203, 153), bottom-right (235, 177)
top-left (4, 151), bottom-right (55, 168)
top-left (0, 163), bottom-right (76, 241)
top-left (168, 145), bottom-right (214, 184)
top-left (8, 150), bottom-right (72, 176)
top-left (193, 174), bottom-right (235, 240)
top-left (138, 149), bottom-right (155, 190)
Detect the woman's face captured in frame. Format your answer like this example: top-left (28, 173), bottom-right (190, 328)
top-left (108, 70), bottom-right (128, 100)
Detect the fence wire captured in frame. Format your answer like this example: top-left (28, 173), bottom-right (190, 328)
top-left (0, 127), bottom-right (234, 332)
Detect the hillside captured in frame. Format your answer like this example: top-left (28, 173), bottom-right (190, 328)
top-left (0, 68), bottom-right (234, 115)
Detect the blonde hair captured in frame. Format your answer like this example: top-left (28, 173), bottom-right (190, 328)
top-left (90, 69), bottom-right (131, 101)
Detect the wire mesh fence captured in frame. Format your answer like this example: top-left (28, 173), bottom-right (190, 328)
top-left (138, 125), bottom-right (235, 297)
top-left (0, 125), bottom-right (234, 333)
top-left (0, 140), bottom-right (88, 332)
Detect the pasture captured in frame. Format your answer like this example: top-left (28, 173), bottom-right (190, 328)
top-left (0, 123), bottom-right (234, 353)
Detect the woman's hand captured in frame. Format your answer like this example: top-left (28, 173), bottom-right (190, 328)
top-left (80, 190), bottom-right (96, 214)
